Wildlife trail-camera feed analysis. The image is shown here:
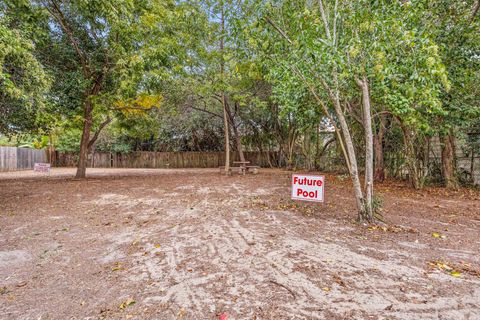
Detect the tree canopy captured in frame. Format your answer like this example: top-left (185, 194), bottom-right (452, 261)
top-left (1, 0), bottom-right (479, 219)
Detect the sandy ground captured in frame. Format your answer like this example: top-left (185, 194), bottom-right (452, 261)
top-left (0, 168), bottom-right (479, 320)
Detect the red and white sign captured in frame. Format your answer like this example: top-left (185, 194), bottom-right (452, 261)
top-left (291, 174), bottom-right (325, 202)
top-left (34, 163), bottom-right (51, 173)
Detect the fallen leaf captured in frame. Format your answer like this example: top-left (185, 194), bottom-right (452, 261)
top-left (450, 271), bottom-right (462, 278)
top-left (119, 298), bottom-right (135, 310)
top-left (154, 244), bottom-right (161, 248)
top-left (177, 307), bottom-right (186, 318)
top-left (112, 262), bottom-right (123, 271)
top-left (333, 275), bottom-right (346, 287)
top-left (432, 232), bottom-right (446, 239)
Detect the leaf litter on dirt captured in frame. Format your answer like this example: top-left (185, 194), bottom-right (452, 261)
top-left (111, 262), bottom-right (123, 271)
top-left (432, 232), bottom-right (446, 239)
top-left (0, 287), bottom-right (11, 295)
top-left (427, 260), bottom-right (467, 278)
top-left (367, 224), bottom-right (418, 233)
top-left (119, 298), bottom-right (135, 310)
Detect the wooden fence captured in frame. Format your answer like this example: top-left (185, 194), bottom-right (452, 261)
top-left (0, 147), bottom-right (48, 172)
top-left (5, 147), bottom-right (477, 185)
top-left (428, 136), bottom-right (480, 185)
top-left (54, 151), bottom-right (279, 169)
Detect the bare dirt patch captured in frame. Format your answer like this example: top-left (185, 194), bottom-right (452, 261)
top-left (1, 168), bottom-right (479, 319)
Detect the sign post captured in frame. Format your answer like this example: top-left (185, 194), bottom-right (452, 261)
top-left (34, 163), bottom-right (51, 174)
top-left (291, 174), bottom-right (325, 202)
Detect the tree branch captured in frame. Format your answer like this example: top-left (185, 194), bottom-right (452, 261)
top-left (318, 0), bottom-right (331, 39)
top-left (188, 106), bottom-right (223, 120)
top-left (264, 16), bottom-right (293, 45)
top-left (88, 116), bottom-right (112, 150)
top-left (45, 0), bottom-right (90, 77)
top-left (471, 0), bottom-right (480, 22)
top-left (317, 136), bottom-right (336, 158)
top-left (345, 101), bottom-right (363, 126)
top-left (332, 0), bottom-right (338, 46)
top-left (372, 110), bottom-right (393, 119)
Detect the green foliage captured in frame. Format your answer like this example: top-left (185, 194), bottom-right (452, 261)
top-left (0, 0), bottom-right (478, 188)
top-left (56, 129), bottom-right (81, 152)
top-left (18, 135), bottom-right (49, 149)
top-left (346, 1), bottom-right (451, 131)
top-left (0, 17), bottom-right (50, 134)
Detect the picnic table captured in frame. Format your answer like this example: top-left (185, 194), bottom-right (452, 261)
top-left (233, 161), bottom-right (259, 175)
top-left (218, 161), bottom-right (260, 175)
top-left (233, 160), bottom-right (250, 166)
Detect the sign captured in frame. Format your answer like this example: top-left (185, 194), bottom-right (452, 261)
top-left (34, 163), bottom-right (51, 173)
top-left (291, 174), bottom-right (324, 202)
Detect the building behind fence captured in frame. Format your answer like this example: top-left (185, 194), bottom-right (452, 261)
top-left (0, 147), bottom-right (48, 172)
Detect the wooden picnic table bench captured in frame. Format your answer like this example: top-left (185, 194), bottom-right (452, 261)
top-left (233, 161), bottom-right (250, 166)
top-left (233, 161), bottom-right (250, 175)
top-left (218, 161), bottom-right (259, 175)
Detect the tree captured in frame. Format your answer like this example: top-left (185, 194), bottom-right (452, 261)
top-left (41, 0), bottom-right (165, 178)
top-left (0, 16), bottom-right (50, 134)
top-left (346, 1), bottom-right (450, 189)
top-left (423, 0), bottom-right (480, 189)
top-left (2, 0), bottom-right (200, 178)
top-left (242, 0), bottom-right (374, 221)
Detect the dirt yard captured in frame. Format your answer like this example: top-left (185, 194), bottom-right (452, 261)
top-left (0, 168), bottom-right (479, 320)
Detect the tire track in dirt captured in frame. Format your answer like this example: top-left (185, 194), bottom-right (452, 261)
top-left (2, 169), bottom-right (479, 319)
top-left (91, 182), bottom-right (480, 319)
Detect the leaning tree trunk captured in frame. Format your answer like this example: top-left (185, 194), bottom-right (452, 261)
top-left (357, 76), bottom-right (374, 221)
top-left (441, 131), bottom-right (459, 189)
top-left (75, 100), bottom-right (93, 179)
top-left (330, 95), bottom-right (366, 220)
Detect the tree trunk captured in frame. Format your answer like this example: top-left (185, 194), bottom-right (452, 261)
top-left (226, 103), bottom-right (245, 163)
top-left (301, 128), bottom-right (312, 170)
top-left (373, 114), bottom-right (386, 182)
top-left (373, 133), bottom-right (384, 182)
top-left (222, 95), bottom-right (230, 172)
top-left (317, 67), bottom-right (365, 219)
top-left (75, 100), bottom-right (93, 179)
top-left (331, 93), bottom-right (365, 220)
top-left (398, 120), bottom-right (422, 189)
top-left (471, 146), bottom-right (475, 184)
top-left (285, 124), bottom-right (296, 170)
top-left (233, 125), bottom-right (245, 163)
top-left (315, 123), bottom-right (320, 169)
top-left (220, 1), bottom-right (229, 173)
top-left (441, 131), bottom-right (459, 189)
top-left (357, 76), bottom-right (374, 221)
